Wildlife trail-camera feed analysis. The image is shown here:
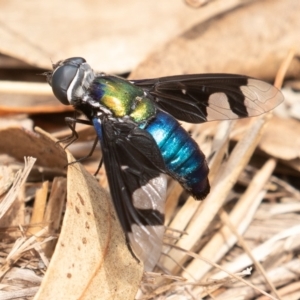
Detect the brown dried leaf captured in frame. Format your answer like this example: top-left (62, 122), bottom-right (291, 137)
top-left (260, 116), bottom-right (300, 161)
top-left (0, 0), bottom-right (239, 73)
top-left (0, 126), bottom-right (67, 168)
top-left (32, 129), bottom-right (143, 299)
top-left (233, 116), bottom-right (300, 161)
top-left (130, 0), bottom-right (300, 79)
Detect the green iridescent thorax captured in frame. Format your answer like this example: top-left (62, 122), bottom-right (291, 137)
top-left (89, 76), bottom-right (156, 123)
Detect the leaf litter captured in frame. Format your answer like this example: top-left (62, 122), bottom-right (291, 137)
top-left (0, 1), bottom-right (300, 299)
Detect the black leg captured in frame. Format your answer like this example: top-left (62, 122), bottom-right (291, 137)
top-left (58, 113), bottom-right (92, 149)
top-left (59, 113), bottom-right (103, 174)
top-left (93, 158), bottom-right (103, 176)
top-left (67, 136), bottom-right (99, 166)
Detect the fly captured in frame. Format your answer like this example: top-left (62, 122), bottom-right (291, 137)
top-left (46, 57), bottom-right (283, 271)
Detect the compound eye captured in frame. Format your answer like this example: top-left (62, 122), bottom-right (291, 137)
top-left (51, 57), bottom-right (86, 105)
top-left (63, 57), bottom-right (86, 66)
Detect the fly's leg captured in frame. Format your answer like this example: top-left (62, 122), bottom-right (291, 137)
top-left (57, 113), bottom-right (102, 171)
top-left (67, 136), bottom-right (99, 167)
top-left (57, 113), bottom-right (92, 148)
top-left (93, 158), bottom-right (103, 176)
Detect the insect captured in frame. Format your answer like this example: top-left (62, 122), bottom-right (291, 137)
top-left (46, 57), bottom-right (283, 271)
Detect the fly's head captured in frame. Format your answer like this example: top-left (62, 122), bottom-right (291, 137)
top-left (46, 57), bottom-right (95, 106)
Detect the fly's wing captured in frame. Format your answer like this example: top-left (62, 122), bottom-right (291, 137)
top-left (132, 74), bottom-right (284, 123)
top-left (92, 117), bottom-right (168, 271)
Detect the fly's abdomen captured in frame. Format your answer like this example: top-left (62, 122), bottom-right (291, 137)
top-left (144, 112), bottom-right (210, 199)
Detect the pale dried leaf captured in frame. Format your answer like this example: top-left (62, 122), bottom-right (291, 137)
top-left (34, 132), bottom-right (143, 300)
top-left (260, 116), bottom-right (300, 160)
top-left (0, 126), bottom-right (67, 168)
top-left (234, 116), bottom-right (300, 160)
top-left (0, 0), bottom-right (248, 73)
top-left (130, 0), bottom-right (300, 79)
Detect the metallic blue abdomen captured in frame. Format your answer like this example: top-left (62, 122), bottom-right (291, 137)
top-left (144, 111), bottom-right (209, 199)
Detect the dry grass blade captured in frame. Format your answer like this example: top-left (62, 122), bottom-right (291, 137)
top-left (218, 208), bottom-right (281, 300)
top-left (0, 226), bottom-right (49, 279)
top-left (274, 48), bottom-right (296, 89)
top-left (0, 81), bottom-right (73, 115)
top-left (28, 181), bottom-right (49, 236)
top-left (164, 184), bottom-right (183, 225)
top-left (213, 224), bottom-right (300, 280)
top-left (42, 177), bottom-right (67, 258)
top-left (0, 157), bottom-right (36, 220)
top-left (0, 166), bottom-right (14, 197)
top-left (0, 286), bottom-right (40, 300)
top-left (183, 159), bottom-right (277, 281)
top-left (259, 281), bottom-right (300, 300)
top-left (0, 81), bottom-right (50, 96)
top-left (216, 259), bottom-right (300, 299)
top-left (165, 243), bottom-right (278, 300)
top-left (208, 120), bottom-right (234, 182)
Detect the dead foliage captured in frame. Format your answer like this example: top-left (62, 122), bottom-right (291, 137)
top-left (0, 1), bottom-right (300, 299)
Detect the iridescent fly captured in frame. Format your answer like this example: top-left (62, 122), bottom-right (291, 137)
top-left (46, 57), bottom-right (283, 271)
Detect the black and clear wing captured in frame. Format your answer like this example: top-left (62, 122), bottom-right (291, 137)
top-left (132, 74), bottom-right (283, 123)
top-left (93, 117), bottom-right (168, 271)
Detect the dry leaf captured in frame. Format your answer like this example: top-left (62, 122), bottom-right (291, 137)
top-left (130, 0), bottom-right (300, 79)
top-left (1, 4), bottom-right (300, 297)
top-left (0, 126), bottom-right (67, 168)
top-left (259, 116), bottom-right (300, 161)
top-left (34, 138), bottom-right (143, 299)
top-left (0, 127), bottom-right (143, 298)
top-left (233, 116), bottom-right (300, 161)
top-left (0, 0), bottom-right (244, 73)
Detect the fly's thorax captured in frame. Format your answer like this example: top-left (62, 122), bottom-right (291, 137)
top-left (89, 75), bottom-right (156, 123)
top-left (130, 96), bottom-right (156, 123)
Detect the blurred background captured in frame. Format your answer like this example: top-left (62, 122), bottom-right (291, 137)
top-left (0, 0), bottom-right (299, 132)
